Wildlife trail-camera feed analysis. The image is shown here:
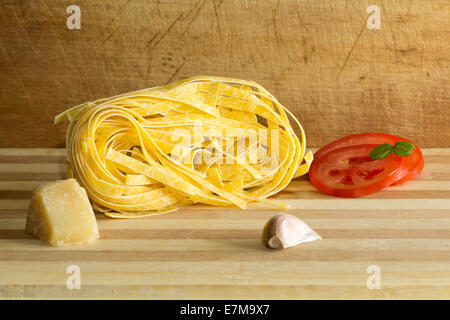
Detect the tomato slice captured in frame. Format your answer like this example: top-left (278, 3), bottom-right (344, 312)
top-left (309, 144), bottom-right (410, 197)
top-left (314, 133), bottom-right (424, 184)
top-left (391, 145), bottom-right (424, 185)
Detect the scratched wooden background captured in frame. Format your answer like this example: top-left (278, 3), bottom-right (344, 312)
top-left (0, 0), bottom-right (449, 148)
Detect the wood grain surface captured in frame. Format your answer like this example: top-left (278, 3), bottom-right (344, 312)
top-left (0, 148), bottom-right (449, 299)
top-left (0, 0), bottom-right (449, 148)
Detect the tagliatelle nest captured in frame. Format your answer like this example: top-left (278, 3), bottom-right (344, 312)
top-left (55, 76), bottom-right (312, 218)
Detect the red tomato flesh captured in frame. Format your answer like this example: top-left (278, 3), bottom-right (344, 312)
top-left (314, 133), bottom-right (424, 184)
top-left (309, 144), bottom-right (410, 197)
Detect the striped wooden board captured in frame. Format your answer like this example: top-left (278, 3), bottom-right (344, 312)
top-left (0, 148), bottom-right (449, 299)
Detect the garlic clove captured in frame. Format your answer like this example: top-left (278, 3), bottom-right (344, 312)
top-left (267, 235), bottom-right (284, 249)
top-left (262, 213), bottom-right (322, 249)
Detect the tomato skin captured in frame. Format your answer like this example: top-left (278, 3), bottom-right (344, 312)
top-left (314, 133), bottom-right (400, 161)
top-left (314, 133), bottom-right (424, 184)
top-left (309, 144), bottom-right (410, 198)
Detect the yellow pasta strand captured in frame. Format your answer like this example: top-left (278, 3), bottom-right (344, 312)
top-left (55, 76), bottom-right (312, 218)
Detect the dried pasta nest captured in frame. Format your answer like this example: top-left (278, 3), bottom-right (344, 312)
top-left (55, 76), bottom-right (312, 218)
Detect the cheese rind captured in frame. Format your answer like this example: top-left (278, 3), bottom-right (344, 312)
top-left (26, 179), bottom-right (99, 247)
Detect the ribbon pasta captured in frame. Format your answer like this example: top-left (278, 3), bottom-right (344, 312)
top-left (55, 76), bottom-right (312, 218)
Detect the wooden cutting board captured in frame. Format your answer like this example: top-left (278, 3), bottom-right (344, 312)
top-left (0, 148), bottom-right (449, 299)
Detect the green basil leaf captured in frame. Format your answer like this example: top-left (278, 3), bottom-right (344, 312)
top-left (370, 143), bottom-right (393, 160)
top-left (393, 141), bottom-right (415, 157)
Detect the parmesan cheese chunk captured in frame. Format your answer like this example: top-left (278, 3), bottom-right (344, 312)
top-left (25, 179), bottom-right (99, 247)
